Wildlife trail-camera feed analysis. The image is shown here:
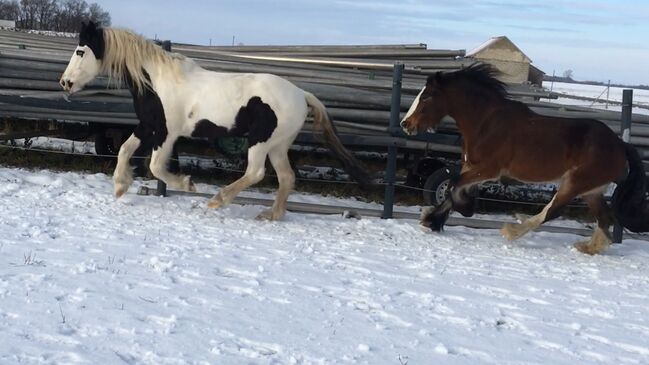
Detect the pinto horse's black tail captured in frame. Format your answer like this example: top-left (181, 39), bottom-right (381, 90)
top-left (305, 92), bottom-right (371, 186)
top-left (612, 143), bottom-right (649, 232)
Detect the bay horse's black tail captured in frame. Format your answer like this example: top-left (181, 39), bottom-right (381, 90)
top-left (612, 143), bottom-right (649, 232)
top-left (305, 92), bottom-right (371, 186)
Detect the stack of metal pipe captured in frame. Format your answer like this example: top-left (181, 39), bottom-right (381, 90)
top-left (1, 29), bottom-right (648, 160)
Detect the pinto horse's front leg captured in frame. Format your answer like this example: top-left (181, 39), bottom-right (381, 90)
top-left (208, 144), bottom-right (268, 210)
top-left (113, 133), bottom-right (141, 198)
top-left (149, 136), bottom-right (196, 192)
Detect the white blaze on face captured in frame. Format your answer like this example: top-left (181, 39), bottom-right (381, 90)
top-left (402, 86), bottom-right (426, 123)
top-left (60, 45), bottom-right (100, 94)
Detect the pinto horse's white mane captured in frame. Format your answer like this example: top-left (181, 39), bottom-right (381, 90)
top-left (101, 28), bottom-right (186, 93)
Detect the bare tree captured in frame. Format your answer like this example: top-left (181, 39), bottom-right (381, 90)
top-left (0, 0), bottom-right (20, 21)
top-left (563, 69), bottom-right (574, 80)
top-left (88, 2), bottom-right (109, 25)
top-left (2, 0), bottom-right (110, 31)
top-left (35, 0), bottom-right (57, 30)
top-left (56, 0), bottom-right (87, 32)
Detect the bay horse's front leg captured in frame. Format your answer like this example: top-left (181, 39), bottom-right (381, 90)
top-left (421, 167), bottom-right (495, 231)
top-left (149, 135), bottom-right (196, 192)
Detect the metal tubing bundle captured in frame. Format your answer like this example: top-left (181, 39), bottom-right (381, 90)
top-left (1, 29), bottom-right (648, 160)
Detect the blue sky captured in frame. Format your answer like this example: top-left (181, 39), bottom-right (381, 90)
top-left (98, 0), bottom-right (649, 85)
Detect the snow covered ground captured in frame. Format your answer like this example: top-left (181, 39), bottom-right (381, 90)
top-left (543, 81), bottom-right (649, 116)
top-left (1, 167), bottom-right (649, 364)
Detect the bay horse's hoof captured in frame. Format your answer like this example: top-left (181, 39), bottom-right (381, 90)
top-left (574, 241), bottom-right (600, 255)
top-left (419, 216), bottom-right (445, 232)
top-left (420, 206), bottom-right (449, 232)
top-left (501, 223), bottom-right (522, 241)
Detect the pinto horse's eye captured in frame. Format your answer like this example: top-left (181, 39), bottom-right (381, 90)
top-left (76, 50), bottom-right (85, 57)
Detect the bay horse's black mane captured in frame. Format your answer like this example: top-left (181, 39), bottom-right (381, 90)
top-left (429, 63), bottom-right (508, 100)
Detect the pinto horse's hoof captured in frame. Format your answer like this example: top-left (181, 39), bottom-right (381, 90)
top-left (183, 176), bottom-right (196, 193)
top-left (207, 198), bottom-right (223, 209)
top-left (114, 186), bottom-right (127, 199)
top-left (207, 192), bottom-right (226, 209)
top-left (256, 209), bottom-right (284, 221)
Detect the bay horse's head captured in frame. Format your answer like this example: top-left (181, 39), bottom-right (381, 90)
top-left (401, 64), bottom-right (505, 135)
top-left (60, 21), bottom-right (104, 94)
top-left (400, 72), bottom-right (448, 135)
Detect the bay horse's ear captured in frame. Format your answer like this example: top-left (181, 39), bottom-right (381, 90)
top-left (80, 21), bottom-right (87, 31)
top-left (435, 71), bottom-right (443, 85)
top-left (427, 71), bottom-right (443, 86)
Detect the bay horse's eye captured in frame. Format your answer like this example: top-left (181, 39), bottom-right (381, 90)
top-left (76, 49), bottom-right (85, 57)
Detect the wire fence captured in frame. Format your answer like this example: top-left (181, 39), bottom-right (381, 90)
top-left (0, 141), bottom-right (571, 208)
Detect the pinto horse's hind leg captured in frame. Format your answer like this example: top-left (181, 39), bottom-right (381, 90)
top-left (574, 192), bottom-right (612, 255)
top-left (208, 144), bottom-right (269, 209)
top-left (256, 143), bottom-right (295, 221)
top-left (149, 135), bottom-right (196, 192)
top-left (113, 133), bottom-right (141, 198)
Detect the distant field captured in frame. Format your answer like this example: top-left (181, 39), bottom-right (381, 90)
top-left (543, 81), bottom-right (649, 116)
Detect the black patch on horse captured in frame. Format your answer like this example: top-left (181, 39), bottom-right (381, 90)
top-left (125, 71), bottom-right (168, 151)
top-left (191, 96), bottom-right (277, 147)
top-left (78, 20), bottom-right (105, 59)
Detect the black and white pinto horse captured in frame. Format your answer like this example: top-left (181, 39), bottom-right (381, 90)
top-left (60, 21), bottom-right (368, 220)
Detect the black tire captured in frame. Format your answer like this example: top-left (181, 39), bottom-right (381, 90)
top-left (422, 167), bottom-right (459, 206)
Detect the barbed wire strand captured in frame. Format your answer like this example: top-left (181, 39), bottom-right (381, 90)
top-left (0, 142), bottom-right (567, 207)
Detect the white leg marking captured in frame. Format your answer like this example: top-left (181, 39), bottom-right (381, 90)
top-left (149, 136), bottom-right (195, 191)
top-left (208, 144), bottom-right (269, 209)
top-left (575, 227), bottom-right (611, 255)
top-left (113, 134), bottom-right (141, 198)
top-left (501, 195), bottom-right (557, 241)
top-left (257, 144), bottom-right (295, 221)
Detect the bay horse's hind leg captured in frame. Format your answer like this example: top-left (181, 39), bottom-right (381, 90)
top-left (113, 133), bottom-right (141, 198)
top-left (149, 135), bottom-right (196, 192)
top-left (501, 179), bottom-right (581, 241)
top-left (574, 192), bottom-right (612, 255)
top-left (256, 142), bottom-right (295, 221)
top-left (208, 144), bottom-right (269, 209)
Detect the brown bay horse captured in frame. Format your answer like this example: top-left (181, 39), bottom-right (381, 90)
top-left (401, 64), bottom-right (649, 255)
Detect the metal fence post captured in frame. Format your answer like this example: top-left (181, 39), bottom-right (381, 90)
top-left (613, 89), bottom-right (633, 243)
top-left (382, 63), bottom-right (404, 219)
top-left (155, 40), bottom-right (172, 197)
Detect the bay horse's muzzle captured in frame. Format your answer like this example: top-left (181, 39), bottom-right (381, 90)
top-left (400, 118), bottom-right (416, 135)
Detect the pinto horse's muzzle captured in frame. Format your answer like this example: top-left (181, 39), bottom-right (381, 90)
top-left (59, 78), bottom-right (74, 91)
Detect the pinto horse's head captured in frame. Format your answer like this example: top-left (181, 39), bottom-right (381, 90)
top-left (60, 21), bottom-right (105, 94)
top-left (400, 72), bottom-right (449, 135)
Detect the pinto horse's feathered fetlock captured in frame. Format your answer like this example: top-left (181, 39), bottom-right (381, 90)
top-left (401, 63), bottom-right (649, 255)
top-left (60, 21), bottom-right (369, 220)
